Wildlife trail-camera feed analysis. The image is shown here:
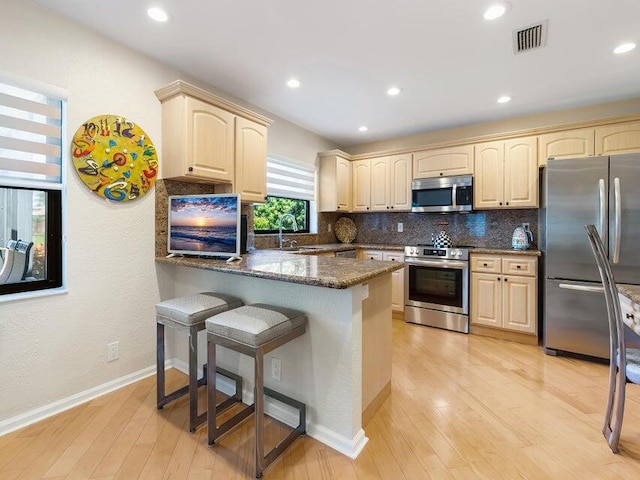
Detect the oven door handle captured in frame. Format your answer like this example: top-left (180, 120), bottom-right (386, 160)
top-left (404, 258), bottom-right (468, 269)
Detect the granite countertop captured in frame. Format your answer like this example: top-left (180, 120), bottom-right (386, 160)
top-left (619, 284), bottom-right (640, 305)
top-left (156, 249), bottom-right (403, 289)
top-left (285, 243), bottom-right (404, 254)
top-left (471, 247), bottom-right (542, 257)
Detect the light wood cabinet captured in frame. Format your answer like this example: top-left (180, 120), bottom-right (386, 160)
top-left (474, 137), bottom-right (538, 209)
top-left (471, 254), bottom-right (538, 335)
top-left (319, 152), bottom-right (352, 212)
top-left (352, 160), bottom-right (372, 212)
top-left (235, 117), bottom-right (267, 203)
top-left (160, 95), bottom-right (235, 182)
top-left (369, 154), bottom-right (412, 212)
top-left (538, 128), bottom-right (595, 166)
top-left (413, 145), bottom-right (473, 178)
top-left (595, 121), bottom-right (640, 155)
top-left (359, 250), bottom-right (404, 312)
top-left (155, 80), bottom-right (273, 199)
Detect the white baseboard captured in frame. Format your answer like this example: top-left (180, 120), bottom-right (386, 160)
top-left (0, 365), bottom-right (156, 436)
top-left (2, 360), bottom-right (369, 459)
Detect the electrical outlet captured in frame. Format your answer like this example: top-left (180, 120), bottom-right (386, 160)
top-left (271, 358), bottom-right (282, 381)
top-left (397, 222), bottom-right (403, 233)
top-left (107, 341), bottom-right (119, 362)
top-left (328, 223), bottom-right (332, 232)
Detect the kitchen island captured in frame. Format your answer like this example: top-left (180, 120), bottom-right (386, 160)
top-left (155, 250), bottom-right (402, 458)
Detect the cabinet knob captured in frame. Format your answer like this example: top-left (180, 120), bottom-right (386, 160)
top-left (499, 202), bottom-right (502, 206)
top-left (366, 206), bottom-right (370, 210)
top-left (483, 263), bottom-right (488, 267)
top-left (497, 277), bottom-right (501, 281)
top-left (386, 206), bottom-right (389, 209)
top-left (188, 167), bottom-right (194, 172)
top-left (390, 206), bottom-right (394, 209)
top-left (504, 278), bottom-right (508, 282)
top-left (627, 313), bottom-right (635, 320)
top-left (506, 202), bottom-right (510, 206)
top-left (516, 265), bottom-right (521, 269)
top-left (439, 172), bottom-right (443, 176)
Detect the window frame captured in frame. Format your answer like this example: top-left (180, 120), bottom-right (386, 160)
top-left (0, 71), bottom-right (66, 299)
top-left (253, 195), bottom-right (311, 235)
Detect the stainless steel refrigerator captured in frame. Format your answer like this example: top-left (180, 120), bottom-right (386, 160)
top-left (542, 154), bottom-right (640, 358)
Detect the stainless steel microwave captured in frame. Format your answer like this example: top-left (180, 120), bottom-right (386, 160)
top-left (411, 175), bottom-right (473, 213)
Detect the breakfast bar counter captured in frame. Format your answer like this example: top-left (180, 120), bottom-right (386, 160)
top-left (156, 249), bottom-right (400, 459)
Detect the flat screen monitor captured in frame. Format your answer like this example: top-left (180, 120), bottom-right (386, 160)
top-left (168, 194), bottom-right (240, 258)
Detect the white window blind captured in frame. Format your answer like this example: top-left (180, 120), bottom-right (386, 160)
top-left (0, 77), bottom-right (64, 187)
top-left (266, 157), bottom-right (315, 201)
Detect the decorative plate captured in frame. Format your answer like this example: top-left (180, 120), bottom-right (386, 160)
top-left (335, 217), bottom-right (357, 244)
top-left (71, 114), bottom-right (158, 201)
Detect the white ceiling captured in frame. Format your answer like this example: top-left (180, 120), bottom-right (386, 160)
top-left (32, 0), bottom-right (640, 147)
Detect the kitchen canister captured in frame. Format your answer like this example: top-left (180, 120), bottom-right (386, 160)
top-left (433, 230), bottom-right (452, 248)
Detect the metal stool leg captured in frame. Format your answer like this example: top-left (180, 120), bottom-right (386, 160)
top-left (207, 339), bottom-right (217, 445)
top-left (156, 322), bottom-right (166, 409)
top-left (188, 325), bottom-right (201, 432)
top-left (255, 350), bottom-right (265, 478)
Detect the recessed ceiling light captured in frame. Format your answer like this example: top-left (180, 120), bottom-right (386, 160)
top-left (497, 95), bottom-right (512, 104)
top-left (286, 78), bottom-right (301, 88)
top-left (484, 2), bottom-right (510, 20)
top-left (614, 42), bottom-right (636, 54)
top-left (147, 7), bottom-right (169, 22)
top-left (387, 87), bottom-right (402, 96)
top-left (358, 126), bottom-right (369, 132)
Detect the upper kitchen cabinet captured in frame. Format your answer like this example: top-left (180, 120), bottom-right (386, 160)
top-left (474, 136), bottom-right (538, 209)
top-left (352, 159), bottom-right (372, 212)
top-left (538, 128), bottom-right (595, 166)
top-left (319, 151), bottom-right (352, 212)
top-left (235, 117), bottom-right (268, 203)
top-left (413, 145), bottom-right (473, 178)
top-left (370, 154), bottom-right (412, 212)
top-left (595, 121), bottom-right (640, 155)
top-left (155, 80), bottom-right (273, 197)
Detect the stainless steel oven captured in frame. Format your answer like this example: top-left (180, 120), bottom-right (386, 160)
top-left (404, 246), bottom-right (470, 333)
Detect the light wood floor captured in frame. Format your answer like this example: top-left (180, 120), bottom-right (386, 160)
top-left (2, 318), bottom-right (640, 479)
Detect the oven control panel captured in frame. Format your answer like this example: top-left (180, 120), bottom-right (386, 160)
top-left (404, 246), bottom-right (469, 260)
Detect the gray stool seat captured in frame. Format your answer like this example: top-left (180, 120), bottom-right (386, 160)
top-left (206, 304), bottom-right (307, 479)
top-left (156, 292), bottom-right (244, 432)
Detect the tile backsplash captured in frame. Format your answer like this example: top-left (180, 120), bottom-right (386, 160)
top-left (342, 210), bottom-right (539, 249)
top-left (156, 180), bottom-right (538, 254)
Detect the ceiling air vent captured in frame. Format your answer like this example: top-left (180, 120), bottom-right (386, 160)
top-left (513, 19), bottom-right (548, 54)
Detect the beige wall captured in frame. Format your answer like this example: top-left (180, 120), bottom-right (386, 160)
top-left (345, 97), bottom-right (640, 155)
top-left (0, 0), bottom-right (335, 426)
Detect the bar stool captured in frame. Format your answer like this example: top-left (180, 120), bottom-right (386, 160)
top-left (155, 292), bottom-right (244, 432)
top-left (205, 304), bottom-right (307, 479)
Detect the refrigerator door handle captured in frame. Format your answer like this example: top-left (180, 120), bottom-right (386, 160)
top-left (559, 283), bottom-right (604, 293)
top-left (613, 177), bottom-right (622, 264)
top-left (599, 178), bottom-right (607, 242)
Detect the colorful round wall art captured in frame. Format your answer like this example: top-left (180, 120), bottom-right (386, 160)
top-left (71, 115), bottom-right (158, 202)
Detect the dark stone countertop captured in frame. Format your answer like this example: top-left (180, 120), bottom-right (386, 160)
top-left (156, 248), bottom-right (402, 289)
top-left (619, 284), bottom-right (640, 305)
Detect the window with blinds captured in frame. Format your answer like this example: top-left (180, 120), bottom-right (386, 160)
top-left (254, 158), bottom-right (316, 234)
top-left (0, 74), bottom-right (65, 296)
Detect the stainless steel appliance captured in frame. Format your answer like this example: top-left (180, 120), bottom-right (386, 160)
top-left (404, 245), bottom-right (470, 333)
top-left (542, 154), bottom-right (640, 358)
top-left (411, 175), bottom-right (473, 213)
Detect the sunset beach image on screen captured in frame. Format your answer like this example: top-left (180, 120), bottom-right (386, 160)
top-left (168, 194), bottom-right (240, 256)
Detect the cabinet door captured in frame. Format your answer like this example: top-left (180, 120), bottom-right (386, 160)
top-left (502, 275), bottom-right (537, 334)
top-left (504, 136), bottom-right (538, 208)
top-left (389, 153), bottom-right (412, 211)
top-left (471, 273), bottom-right (502, 328)
top-left (413, 145), bottom-right (473, 178)
top-left (538, 128), bottom-right (595, 166)
top-left (371, 157), bottom-right (390, 211)
top-left (185, 96), bottom-right (235, 182)
top-left (595, 121), bottom-right (640, 155)
top-left (474, 141), bottom-right (504, 209)
top-left (235, 117), bottom-right (267, 203)
top-left (383, 252), bottom-right (405, 312)
top-left (336, 157), bottom-right (352, 211)
top-left (352, 160), bottom-right (371, 212)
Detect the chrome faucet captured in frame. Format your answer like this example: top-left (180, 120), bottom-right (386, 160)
top-left (278, 213), bottom-right (299, 249)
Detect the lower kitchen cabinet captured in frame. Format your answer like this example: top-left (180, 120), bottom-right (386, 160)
top-left (359, 249), bottom-right (405, 312)
top-left (471, 254), bottom-right (538, 337)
